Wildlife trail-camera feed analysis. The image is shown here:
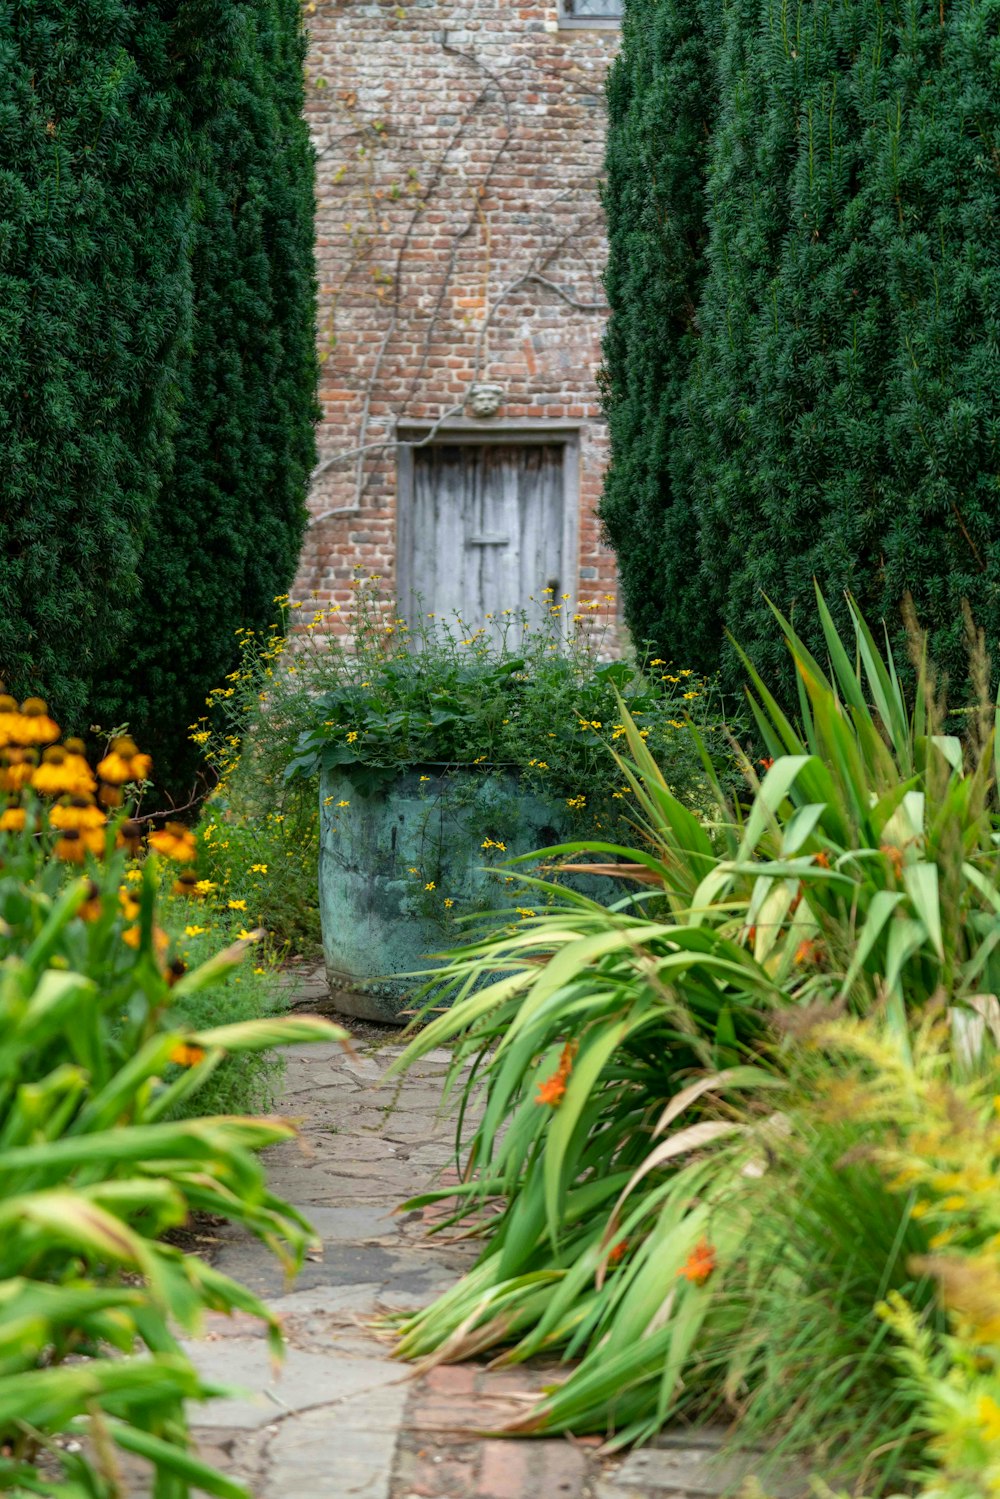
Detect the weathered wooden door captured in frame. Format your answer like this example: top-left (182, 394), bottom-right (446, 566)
top-left (406, 443), bottom-right (565, 635)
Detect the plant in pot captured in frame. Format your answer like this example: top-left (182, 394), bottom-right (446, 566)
top-left (273, 580), bottom-right (730, 1020)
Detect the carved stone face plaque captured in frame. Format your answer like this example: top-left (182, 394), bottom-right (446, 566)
top-left (467, 382), bottom-right (505, 418)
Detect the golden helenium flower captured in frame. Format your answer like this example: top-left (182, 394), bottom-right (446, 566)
top-left (0, 805), bottom-right (26, 833)
top-left (18, 698), bottom-right (60, 746)
top-left (148, 821), bottom-right (197, 863)
top-left (96, 736), bottom-right (153, 786)
top-left (48, 795), bottom-right (106, 832)
top-left (32, 746), bottom-right (95, 797)
top-left (53, 827), bottom-right (104, 863)
top-left (0, 748), bottom-right (38, 792)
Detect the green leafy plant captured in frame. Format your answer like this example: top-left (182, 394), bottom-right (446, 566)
top-left (389, 587), bottom-right (1000, 1482)
top-left (192, 576), bottom-right (731, 953)
top-left (0, 702), bottom-right (346, 1497)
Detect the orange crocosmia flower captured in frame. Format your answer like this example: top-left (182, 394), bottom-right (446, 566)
top-left (794, 937), bottom-right (823, 966)
top-left (169, 1042), bottom-right (207, 1067)
top-left (813, 850), bottom-right (831, 869)
top-left (680, 1238), bottom-right (717, 1285)
top-left (880, 843), bottom-right (905, 879)
top-left (758, 756), bottom-right (774, 772)
top-left (608, 1239), bottom-right (628, 1265)
top-left (535, 1040), bottom-right (577, 1108)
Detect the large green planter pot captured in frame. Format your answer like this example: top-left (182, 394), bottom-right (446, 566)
top-left (318, 766), bottom-right (605, 1023)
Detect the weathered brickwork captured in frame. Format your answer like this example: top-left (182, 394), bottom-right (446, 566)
top-left (293, 0), bottom-right (619, 627)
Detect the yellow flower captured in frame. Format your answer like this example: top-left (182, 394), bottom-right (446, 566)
top-left (184, 924), bottom-right (207, 937)
top-left (253, 966), bottom-right (265, 975)
top-left (250, 863), bottom-right (268, 874)
top-left (337, 799), bottom-right (350, 808)
top-left (194, 879), bottom-right (216, 895)
top-left (424, 882), bottom-right (436, 891)
top-left (0, 806), bottom-right (25, 832)
top-left (515, 907), bottom-right (536, 918)
top-left (419, 775), bottom-right (431, 782)
top-left (148, 823), bottom-right (197, 863)
top-left (236, 928), bottom-right (258, 941)
top-left (346, 731), bottom-right (359, 743)
top-left (228, 899), bottom-right (248, 911)
top-left (169, 1042), bottom-right (206, 1067)
top-left (443, 898), bottom-right (454, 909)
top-left (48, 797), bottom-right (105, 832)
top-left (978, 1395), bottom-right (1000, 1443)
top-left (16, 698), bottom-right (60, 746)
top-left (650, 658), bottom-right (666, 666)
top-left (96, 736), bottom-right (153, 786)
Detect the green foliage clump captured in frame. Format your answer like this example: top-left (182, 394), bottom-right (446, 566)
top-left (603, 0), bottom-right (1000, 698)
top-left (100, 0), bottom-right (318, 795)
top-left (0, 736), bottom-right (342, 1495)
top-left (0, 0), bottom-right (192, 724)
top-left (390, 593), bottom-right (1000, 1492)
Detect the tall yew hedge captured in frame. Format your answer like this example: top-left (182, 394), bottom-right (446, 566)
top-left (0, 0), bottom-right (191, 724)
top-left (602, 0), bottom-right (1000, 695)
top-left (0, 0), bottom-right (316, 791)
top-left (100, 0), bottom-right (317, 793)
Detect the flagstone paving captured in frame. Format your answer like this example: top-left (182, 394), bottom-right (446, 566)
top-left (176, 968), bottom-right (792, 1499)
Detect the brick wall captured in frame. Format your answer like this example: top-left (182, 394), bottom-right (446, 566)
top-left (293, 0), bottom-right (619, 632)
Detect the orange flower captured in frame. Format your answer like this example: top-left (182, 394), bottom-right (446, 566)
top-left (0, 805), bottom-right (25, 833)
top-left (17, 698), bottom-right (60, 746)
top-left (116, 818), bottom-right (143, 855)
top-left (78, 881), bottom-right (103, 923)
top-left (813, 850), bottom-right (831, 869)
top-left (880, 843), bottom-right (905, 880)
top-left (794, 937), bottom-right (823, 966)
top-left (118, 886), bottom-right (140, 923)
top-left (31, 745), bottom-right (92, 797)
top-left (758, 756), bottom-right (774, 772)
top-left (148, 822), bottom-right (197, 863)
top-left (96, 737), bottom-right (152, 786)
top-left (169, 1042), bottom-right (206, 1067)
top-left (536, 1041), bottom-right (577, 1108)
top-left (608, 1239), bottom-right (629, 1265)
top-left (48, 796), bottom-right (105, 832)
top-left (680, 1238), bottom-right (717, 1285)
top-left (536, 1073), bottom-right (568, 1107)
top-left (0, 748), bottom-right (38, 792)
top-left (122, 922), bottom-right (168, 955)
top-left (53, 827), bottom-right (104, 862)
top-left (0, 695), bottom-right (22, 747)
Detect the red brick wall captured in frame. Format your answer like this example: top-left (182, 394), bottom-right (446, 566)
top-left (293, 0), bottom-right (620, 630)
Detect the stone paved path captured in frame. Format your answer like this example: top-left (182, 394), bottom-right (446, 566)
top-left (179, 974), bottom-right (790, 1499)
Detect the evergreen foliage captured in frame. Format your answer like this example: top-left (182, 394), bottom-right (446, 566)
top-left (0, 0), bottom-right (192, 724)
top-left (603, 0), bottom-right (1000, 696)
top-left (100, 0), bottom-right (318, 795)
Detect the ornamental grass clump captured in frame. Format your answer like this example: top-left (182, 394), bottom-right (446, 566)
top-left (389, 587), bottom-right (1000, 1488)
top-left (0, 690), bottom-right (346, 1498)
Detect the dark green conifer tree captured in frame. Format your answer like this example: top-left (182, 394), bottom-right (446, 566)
top-left (604, 0), bottom-right (1000, 697)
top-left (101, 0), bottom-right (318, 794)
top-left (600, 0), bottom-right (720, 666)
top-left (0, 0), bottom-right (192, 723)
